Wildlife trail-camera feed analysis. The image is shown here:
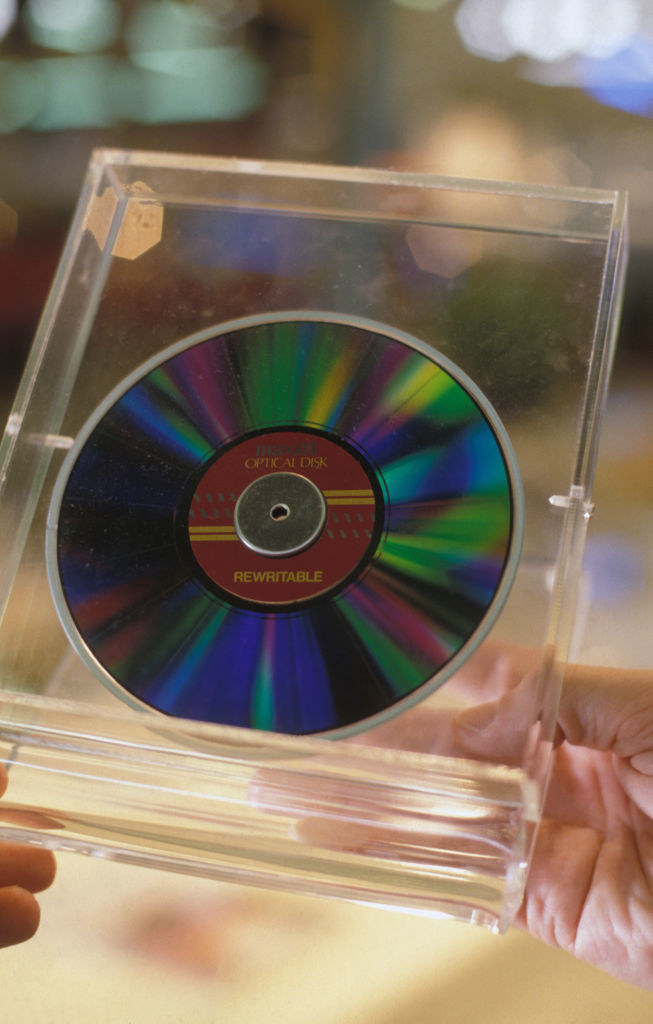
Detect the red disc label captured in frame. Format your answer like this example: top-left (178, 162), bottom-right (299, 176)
top-left (187, 429), bottom-right (381, 605)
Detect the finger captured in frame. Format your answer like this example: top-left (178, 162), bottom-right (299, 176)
top-left (354, 644), bottom-right (540, 755)
top-left (615, 754), bottom-right (653, 819)
top-left (558, 665), bottom-right (653, 756)
top-left (452, 663), bottom-right (653, 766)
top-left (516, 816), bottom-right (653, 989)
top-left (0, 886), bottom-right (42, 949)
top-left (0, 806), bottom-right (62, 830)
top-left (446, 641), bottom-right (541, 702)
top-left (0, 842), bottom-right (56, 894)
top-left (0, 766), bottom-right (7, 799)
top-left (451, 669), bottom-right (541, 765)
top-left (515, 817), bottom-right (601, 949)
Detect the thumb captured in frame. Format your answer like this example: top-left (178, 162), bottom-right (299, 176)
top-left (557, 664), bottom-right (653, 758)
top-left (452, 670), bottom-right (541, 765)
top-left (454, 664), bottom-right (653, 766)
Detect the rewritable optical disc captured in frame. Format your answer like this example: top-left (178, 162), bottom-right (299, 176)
top-left (46, 312), bottom-right (523, 737)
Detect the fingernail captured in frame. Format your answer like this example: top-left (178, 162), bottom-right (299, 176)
top-left (455, 700), bottom-right (500, 735)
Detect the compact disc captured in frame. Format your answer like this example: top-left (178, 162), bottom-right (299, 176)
top-left (46, 312), bottom-right (523, 737)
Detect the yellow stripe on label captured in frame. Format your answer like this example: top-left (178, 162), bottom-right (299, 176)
top-left (190, 525), bottom-right (236, 532)
top-left (189, 526), bottom-right (237, 541)
top-left (190, 534), bottom-right (238, 541)
top-left (326, 498), bottom-right (375, 506)
top-left (322, 489), bottom-right (374, 497)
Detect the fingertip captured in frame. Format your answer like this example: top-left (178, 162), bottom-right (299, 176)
top-left (560, 664), bottom-right (653, 752)
top-left (28, 848), bottom-right (57, 894)
top-left (0, 886), bottom-right (42, 949)
top-left (0, 843), bottom-right (57, 894)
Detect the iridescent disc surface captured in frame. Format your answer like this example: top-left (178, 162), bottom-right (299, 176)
top-left (47, 313), bottom-right (522, 737)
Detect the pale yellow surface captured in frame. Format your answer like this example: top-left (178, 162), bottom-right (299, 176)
top-left (1, 853), bottom-right (652, 1024)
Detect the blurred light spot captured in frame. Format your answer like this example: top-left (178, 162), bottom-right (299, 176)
top-left (126, 0), bottom-right (219, 55)
top-left (580, 35), bottom-right (653, 115)
top-left (456, 0), bottom-right (653, 119)
top-left (583, 534), bottom-right (648, 607)
top-left (0, 0), bottom-right (17, 42)
top-left (576, 2), bottom-right (638, 58)
top-left (457, 0), bottom-right (640, 63)
top-left (24, 0), bottom-right (121, 54)
top-left (137, 47), bottom-right (265, 123)
top-left (406, 225), bottom-right (482, 278)
top-left (2, 0), bottom-right (264, 134)
top-left (123, 0), bottom-right (264, 123)
top-left (523, 36), bottom-right (653, 118)
top-left (455, 0), bottom-right (516, 62)
top-left (416, 104), bottom-right (523, 179)
top-left (509, 2), bottom-right (577, 62)
top-left (3, 57), bottom-right (115, 130)
top-left (0, 49), bottom-right (265, 131)
top-left (502, 0), bottom-right (637, 63)
top-left (0, 60), bottom-right (46, 131)
top-left (393, 0), bottom-right (452, 10)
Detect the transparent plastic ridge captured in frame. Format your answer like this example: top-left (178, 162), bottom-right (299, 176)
top-left (0, 151), bottom-right (628, 931)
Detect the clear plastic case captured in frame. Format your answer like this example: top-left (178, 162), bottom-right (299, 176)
top-left (0, 151), bottom-right (627, 931)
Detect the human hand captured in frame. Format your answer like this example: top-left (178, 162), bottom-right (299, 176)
top-left (513, 663), bottom-right (653, 990)
top-left (253, 649), bottom-right (653, 990)
top-left (0, 765), bottom-right (56, 948)
top-left (385, 661), bottom-right (653, 989)
top-left (458, 658), bottom-right (653, 988)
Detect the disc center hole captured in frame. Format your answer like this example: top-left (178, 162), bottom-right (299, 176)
top-left (270, 502), bottom-right (290, 522)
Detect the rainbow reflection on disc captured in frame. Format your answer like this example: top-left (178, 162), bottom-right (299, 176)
top-left (47, 313), bottom-right (522, 737)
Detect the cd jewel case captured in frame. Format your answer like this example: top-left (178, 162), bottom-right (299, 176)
top-left (0, 152), bottom-right (627, 931)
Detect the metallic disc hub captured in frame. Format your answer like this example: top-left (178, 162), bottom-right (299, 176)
top-left (234, 472), bottom-right (327, 557)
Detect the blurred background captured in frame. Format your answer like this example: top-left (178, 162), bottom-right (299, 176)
top-left (0, 1), bottom-right (652, 1020)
